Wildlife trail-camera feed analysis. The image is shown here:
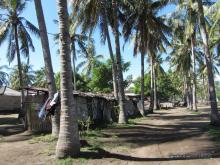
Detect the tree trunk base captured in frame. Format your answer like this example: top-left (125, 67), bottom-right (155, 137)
top-left (148, 109), bottom-right (153, 114)
top-left (118, 111), bottom-right (128, 124)
top-left (210, 113), bottom-right (220, 126)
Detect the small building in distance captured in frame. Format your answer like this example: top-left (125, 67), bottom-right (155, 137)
top-left (0, 86), bottom-right (21, 114)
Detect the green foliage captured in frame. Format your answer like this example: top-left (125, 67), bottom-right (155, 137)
top-left (9, 64), bottom-right (35, 90)
top-left (215, 81), bottom-right (220, 101)
top-left (33, 68), bottom-right (47, 88)
top-left (131, 70), bottom-right (182, 101)
top-left (30, 134), bottom-right (57, 144)
top-left (131, 73), bottom-right (151, 95)
top-left (0, 0), bottom-right (39, 64)
top-left (88, 62), bottom-right (113, 93)
top-left (208, 125), bottom-right (220, 143)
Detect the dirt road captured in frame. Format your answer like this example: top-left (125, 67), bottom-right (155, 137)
top-left (0, 107), bottom-right (220, 165)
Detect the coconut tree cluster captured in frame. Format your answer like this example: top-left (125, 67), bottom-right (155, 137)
top-left (1, 0), bottom-right (220, 159)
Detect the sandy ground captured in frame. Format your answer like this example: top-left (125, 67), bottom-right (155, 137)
top-left (1, 107), bottom-right (220, 165)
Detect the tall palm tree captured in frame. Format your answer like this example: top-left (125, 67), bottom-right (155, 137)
top-left (0, 0), bottom-right (39, 122)
top-left (55, 0), bottom-right (80, 158)
top-left (112, 0), bottom-right (127, 123)
top-left (152, 54), bottom-right (165, 110)
top-left (170, 35), bottom-right (192, 109)
top-left (76, 40), bottom-right (102, 75)
top-left (196, 0), bottom-right (220, 125)
top-left (123, 0), bottom-right (171, 113)
top-left (54, 18), bottom-right (91, 91)
top-left (70, 33), bottom-right (90, 90)
top-left (173, 0), bottom-right (198, 111)
top-left (34, 0), bottom-right (59, 137)
top-left (72, 0), bottom-right (119, 99)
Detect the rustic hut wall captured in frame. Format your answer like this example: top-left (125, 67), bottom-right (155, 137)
top-left (74, 94), bottom-right (139, 123)
top-left (25, 95), bottom-right (51, 133)
top-left (26, 93), bottom-right (140, 133)
top-left (0, 96), bottom-right (20, 113)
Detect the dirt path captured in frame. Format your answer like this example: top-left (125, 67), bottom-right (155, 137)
top-left (0, 107), bottom-right (220, 165)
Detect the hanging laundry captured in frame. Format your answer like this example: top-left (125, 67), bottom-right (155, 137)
top-left (38, 98), bottom-right (51, 120)
top-left (46, 92), bottom-right (60, 116)
top-left (50, 92), bottom-right (60, 107)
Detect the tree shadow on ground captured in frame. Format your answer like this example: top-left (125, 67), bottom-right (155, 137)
top-left (79, 146), bottom-right (220, 161)
top-left (99, 111), bottom-right (211, 148)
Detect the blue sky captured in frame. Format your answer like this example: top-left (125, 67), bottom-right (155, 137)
top-left (0, 1), bottom-right (176, 80)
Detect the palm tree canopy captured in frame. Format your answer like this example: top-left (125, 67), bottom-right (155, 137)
top-left (0, 0), bottom-right (40, 64)
top-left (122, 0), bottom-right (171, 57)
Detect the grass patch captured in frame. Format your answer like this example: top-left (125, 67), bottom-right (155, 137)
top-left (56, 157), bottom-right (87, 165)
top-left (29, 134), bottom-right (57, 144)
top-left (208, 125), bottom-right (220, 142)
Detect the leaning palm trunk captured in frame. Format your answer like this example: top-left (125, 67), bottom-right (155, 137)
top-left (191, 36), bottom-right (197, 111)
top-left (14, 25), bottom-right (25, 127)
top-left (112, 0), bottom-right (127, 124)
top-left (56, 0), bottom-right (80, 158)
top-left (140, 51), bottom-right (145, 116)
top-left (72, 41), bottom-right (77, 91)
top-left (197, 0), bottom-right (220, 125)
top-left (103, 10), bottom-right (118, 99)
top-left (34, 0), bottom-right (59, 136)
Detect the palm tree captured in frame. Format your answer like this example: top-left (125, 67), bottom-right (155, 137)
top-left (196, 0), bottom-right (220, 125)
top-left (76, 42), bottom-right (103, 76)
top-left (55, 0), bottom-right (80, 158)
top-left (170, 34), bottom-right (192, 109)
top-left (152, 54), bottom-right (165, 110)
top-left (33, 68), bottom-right (47, 88)
top-left (123, 0), bottom-right (171, 113)
top-left (72, 0), bottom-right (119, 99)
top-left (112, 0), bottom-right (127, 123)
top-left (0, 0), bottom-right (39, 121)
top-left (173, 0), bottom-right (198, 111)
top-left (70, 33), bottom-right (90, 90)
top-left (9, 63), bottom-right (35, 90)
top-left (54, 18), bottom-right (91, 91)
top-left (34, 0), bottom-right (59, 137)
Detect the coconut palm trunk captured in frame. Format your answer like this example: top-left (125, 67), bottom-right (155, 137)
top-left (140, 51), bottom-right (145, 116)
top-left (72, 41), bottom-right (77, 91)
top-left (202, 74), bottom-right (206, 103)
top-left (103, 10), bottom-right (118, 99)
top-left (112, 0), bottom-right (127, 124)
top-left (187, 75), bottom-right (193, 110)
top-left (14, 24), bottom-right (25, 126)
top-left (191, 36), bottom-right (197, 111)
top-left (56, 0), bottom-right (80, 158)
top-left (153, 63), bottom-right (157, 110)
top-left (197, 0), bottom-right (220, 125)
top-left (149, 56), bottom-right (154, 113)
top-left (34, 0), bottom-right (59, 137)
top-left (183, 76), bottom-right (187, 104)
